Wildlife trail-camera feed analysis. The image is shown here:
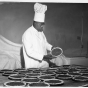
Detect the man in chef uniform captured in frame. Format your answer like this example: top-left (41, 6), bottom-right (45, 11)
top-left (22, 3), bottom-right (70, 69)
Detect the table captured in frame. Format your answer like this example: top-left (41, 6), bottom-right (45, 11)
top-left (0, 65), bottom-right (88, 87)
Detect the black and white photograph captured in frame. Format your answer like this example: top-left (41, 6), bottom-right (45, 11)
top-left (0, 0), bottom-right (88, 87)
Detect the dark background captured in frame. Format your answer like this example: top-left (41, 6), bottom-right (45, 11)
top-left (0, 2), bottom-right (88, 57)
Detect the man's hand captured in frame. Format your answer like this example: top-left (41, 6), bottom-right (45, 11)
top-left (43, 54), bottom-right (57, 67)
top-left (43, 54), bottom-right (53, 61)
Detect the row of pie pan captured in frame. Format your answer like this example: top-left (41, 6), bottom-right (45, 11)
top-left (1, 65), bottom-right (88, 87)
top-left (3, 74), bottom-right (88, 87)
top-left (0, 64), bottom-right (88, 73)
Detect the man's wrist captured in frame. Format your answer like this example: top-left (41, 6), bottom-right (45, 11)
top-left (51, 46), bottom-right (54, 50)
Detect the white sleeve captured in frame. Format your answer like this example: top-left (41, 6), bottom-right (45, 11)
top-left (43, 33), bottom-right (52, 51)
top-left (45, 39), bottom-right (52, 51)
top-left (22, 33), bottom-right (43, 61)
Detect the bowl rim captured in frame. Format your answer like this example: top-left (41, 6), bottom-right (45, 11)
top-left (56, 74), bottom-right (72, 79)
top-left (38, 75), bottom-right (55, 80)
top-left (50, 47), bottom-right (63, 57)
top-left (28, 81), bottom-right (50, 87)
top-left (21, 77), bottom-right (40, 83)
top-left (2, 71), bottom-right (18, 76)
top-left (0, 69), bottom-right (13, 73)
top-left (8, 74), bottom-right (25, 79)
top-left (13, 69), bottom-right (27, 72)
top-left (4, 81), bottom-right (26, 87)
top-left (81, 84), bottom-right (88, 87)
top-left (68, 72), bottom-right (81, 75)
top-left (72, 76), bottom-right (88, 81)
top-left (44, 79), bottom-right (64, 85)
top-left (25, 73), bottom-right (40, 77)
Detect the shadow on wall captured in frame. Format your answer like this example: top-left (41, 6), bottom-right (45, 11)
top-left (20, 47), bottom-right (25, 68)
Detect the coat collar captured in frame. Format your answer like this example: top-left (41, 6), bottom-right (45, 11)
top-left (31, 26), bottom-right (45, 41)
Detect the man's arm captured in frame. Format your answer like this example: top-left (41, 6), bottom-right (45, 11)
top-left (42, 32), bottom-right (53, 51)
top-left (46, 41), bottom-right (52, 51)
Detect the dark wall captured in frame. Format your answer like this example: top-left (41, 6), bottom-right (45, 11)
top-left (0, 3), bottom-right (34, 43)
top-left (0, 2), bottom-right (88, 57)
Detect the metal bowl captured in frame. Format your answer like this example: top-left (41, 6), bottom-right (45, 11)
top-left (38, 75), bottom-right (55, 81)
top-left (22, 77), bottom-right (40, 83)
top-left (8, 74), bottom-right (26, 81)
top-left (44, 79), bottom-right (64, 86)
top-left (72, 76), bottom-right (88, 82)
top-left (50, 47), bottom-right (63, 57)
top-left (29, 82), bottom-right (50, 87)
top-left (4, 81), bottom-right (26, 87)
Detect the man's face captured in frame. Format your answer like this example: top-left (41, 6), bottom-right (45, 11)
top-left (37, 23), bottom-right (45, 32)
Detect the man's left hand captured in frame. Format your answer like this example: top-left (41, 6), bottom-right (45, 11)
top-left (45, 54), bottom-right (55, 59)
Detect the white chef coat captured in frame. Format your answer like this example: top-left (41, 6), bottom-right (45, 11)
top-left (22, 26), bottom-right (52, 68)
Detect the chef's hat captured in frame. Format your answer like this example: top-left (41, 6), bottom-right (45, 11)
top-left (34, 3), bottom-right (47, 22)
